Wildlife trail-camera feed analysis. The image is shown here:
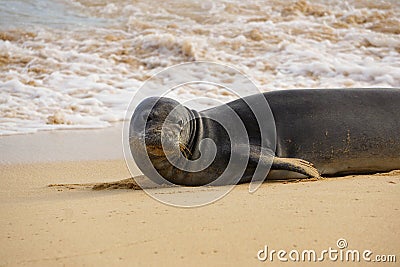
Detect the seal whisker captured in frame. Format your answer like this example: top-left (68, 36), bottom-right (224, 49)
top-left (179, 142), bottom-right (192, 158)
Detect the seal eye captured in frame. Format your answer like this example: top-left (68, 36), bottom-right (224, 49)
top-left (144, 114), bottom-right (152, 122)
top-left (178, 119), bottom-right (183, 126)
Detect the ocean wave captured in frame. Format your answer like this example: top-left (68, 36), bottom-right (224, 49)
top-left (0, 0), bottom-right (399, 135)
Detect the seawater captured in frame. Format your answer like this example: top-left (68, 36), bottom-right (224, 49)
top-left (0, 0), bottom-right (399, 135)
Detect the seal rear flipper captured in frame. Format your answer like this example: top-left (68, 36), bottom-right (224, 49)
top-left (272, 157), bottom-right (321, 179)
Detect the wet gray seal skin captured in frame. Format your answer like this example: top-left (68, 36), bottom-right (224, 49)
top-left (129, 88), bottom-right (400, 186)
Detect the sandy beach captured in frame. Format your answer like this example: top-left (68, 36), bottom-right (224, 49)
top-left (1, 126), bottom-right (399, 266)
top-left (1, 0), bottom-right (399, 265)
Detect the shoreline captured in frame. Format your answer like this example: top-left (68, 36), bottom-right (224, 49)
top-left (0, 122), bottom-right (125, 164)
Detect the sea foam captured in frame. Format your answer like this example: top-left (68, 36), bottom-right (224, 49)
top-left (0, 0), bottom-right (399, 135)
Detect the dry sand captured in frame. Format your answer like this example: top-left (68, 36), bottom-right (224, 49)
top-left (1, 127), bottom-right (399, 266)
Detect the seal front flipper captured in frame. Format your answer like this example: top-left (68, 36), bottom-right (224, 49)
top-left (272, 157), bottom-right (321, 179)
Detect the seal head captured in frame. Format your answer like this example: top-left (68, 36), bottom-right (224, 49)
top-left (129, 97), bottom-right (196, 184)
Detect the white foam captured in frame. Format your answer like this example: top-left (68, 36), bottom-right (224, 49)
top-left (0, 0), bottom-right (399, 135)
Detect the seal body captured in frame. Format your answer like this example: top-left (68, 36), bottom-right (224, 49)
top-left (130, 88), bottom-right (400, 186)
top-left (263, 88), bottom-right (400, 178)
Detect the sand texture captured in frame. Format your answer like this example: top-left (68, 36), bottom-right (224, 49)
top-left (1, 159), bottom-right (399, 266)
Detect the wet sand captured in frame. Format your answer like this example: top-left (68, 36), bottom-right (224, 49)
top-left (1, 127), bottom-right (399, 266)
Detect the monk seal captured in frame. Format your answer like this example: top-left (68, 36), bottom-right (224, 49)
top-left (129, 88), bottom-right (400, 186)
